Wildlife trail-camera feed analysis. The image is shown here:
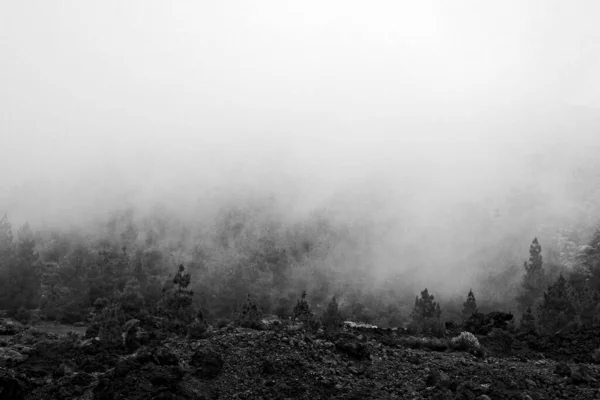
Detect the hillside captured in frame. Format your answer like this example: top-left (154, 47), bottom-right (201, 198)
top-left (1, 318), bottom-right (600, 400)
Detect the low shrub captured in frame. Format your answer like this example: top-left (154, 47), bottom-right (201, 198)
top-left (451, 331), bottom-right (480, 351)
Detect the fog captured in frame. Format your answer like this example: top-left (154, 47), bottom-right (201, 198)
top-left (1, 1), bottom-right (600, 299)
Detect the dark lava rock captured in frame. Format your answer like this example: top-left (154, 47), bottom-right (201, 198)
top-left (115, 358), bottom-right (140, 377)
top-left (0, 369), bottom-right (26, 400)
top-left (153, 346), bottom-right (179, 366)
top-left (335, 338), bottom-right (370, 360)
top-left (145, 364), bottom-right (183, 388)
top-left (555, 362), bottom-right (572, 377)
top-left (426, 369), bottom-right (453, 389)
top-left (94, 362), bottom-right (183, 400)
top-left (262, 359), bottom-right (276, 375)
top-left (190, 347), bottom-right (224, 379)
top-left (134, 346), bottom-right (154, 364)
top-left (0, 319), bottom-right (23, 336)
top-left (84, 322), bottom-right (100, 339)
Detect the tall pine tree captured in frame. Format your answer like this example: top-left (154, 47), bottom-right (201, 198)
top-left (0, 215), bottom-right (14, 309)
top-left (462, 289), bottom-right (478, 321)
top-left (537, 274), bottom-right (576, 333)
top-left (6, 223), bottom-right (41, 313)
top-left (517, 237), bottom-right (546, 312)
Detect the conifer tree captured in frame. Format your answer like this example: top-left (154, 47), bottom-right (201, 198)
top-left (293, 290), bottom-right (313, 322)
top-left (537, 274), bottom-right (576, 333)
top-left (5, 224), bottom-right (41, 313)
top-left (322, 295), bottom-right (343, 331)
top-left (517, 238), bottom-right (546, 312)
top-left (236, 294), bottom-right (262, 329)
top-left (0, 214), bottom-right (13, 261)
top-left (410, 288), bottom-right (440, 322)
top-left (163, 264), bottom-right (195, 330)
top-left (462, 289), bottom-right (478, 321)
top-left (0, 215), bottom-right (14, 309)
top-left (578, 226), bottom-right (600, 291)
top-left (120, 277), bottom-right (145, 315)
top-left (293, 290), bottom-right (320, 331)
top-left (519, 306), bottom-right (537, 334)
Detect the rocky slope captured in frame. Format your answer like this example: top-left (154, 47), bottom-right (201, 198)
top-left (1, 318), bottom-right (600, 400)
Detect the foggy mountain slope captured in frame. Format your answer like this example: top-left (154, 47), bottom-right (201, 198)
top-left (1, 1), bottom-right (600, 304)
top-left (1, 109), bottom-right (600, 302)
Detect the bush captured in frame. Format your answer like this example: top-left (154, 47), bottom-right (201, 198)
top-left (451, 331), bottom-right (480, 351)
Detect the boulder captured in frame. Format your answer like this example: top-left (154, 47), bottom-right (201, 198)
top-left (190, 346), bottom-right (224, 379)
top-left (0, 369), bottom-right (26, 400)
top-left (334, 338), bottom-right (370, 360)
top-left (0, 319), bottom-right (24, 336)
top-left (153, 346), bottom-right (179, 366)
top-left (0, 348), bottom-right (26, 367)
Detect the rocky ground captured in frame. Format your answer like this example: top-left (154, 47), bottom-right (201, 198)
top-left (1, 318), bottom-right (600, 400)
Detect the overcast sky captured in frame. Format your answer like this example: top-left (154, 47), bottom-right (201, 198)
top-left (1, 1), bottom-right (599, 225)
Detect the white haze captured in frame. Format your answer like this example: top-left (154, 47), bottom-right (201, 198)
top-left (1, 1), bottom-right (600, 296)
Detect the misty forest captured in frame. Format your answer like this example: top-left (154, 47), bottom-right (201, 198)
top-left (2, 1), bottom-right (600, 399)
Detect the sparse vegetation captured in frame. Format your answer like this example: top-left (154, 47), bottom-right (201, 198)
top-left (450, 331), bottom-right (480, 351)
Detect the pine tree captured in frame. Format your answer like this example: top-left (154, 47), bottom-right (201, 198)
top-left (519, 306), bottom-right (537, 334)
top-left (98, 301), bottom-right (125, 345)
top-left (5, 224), bottom-right (41, 313)
top-left (236, 294), bottom-right (262, 329)
top-left (0, 214), bottom-right (13, 261)
top-left (577, 226), bottom-right (600, 291)
top-left (410, 288), bottom-right (443, 334)
top-left (0, 215), bottom-right (14, 309)
top-left (293, 290), bottom-right (313, 322)
top-left (537, 274), bottom-right (576, 333)
top-left (120, 277), bottom-right (145, 315)
top-left (410, 288), bottom-right (439, 322)
top-left (293, 291), bottom-right (320, 331)
top-left (163, 264), bottom-right (195, 331)
top-left (462, 289), bottom-right (478, 321)
top-left (322, 295), bottom-right (343, 332)
top-left (517, 238), bottom-right (546, 312)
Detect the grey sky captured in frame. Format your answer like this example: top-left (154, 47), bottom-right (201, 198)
top-left (1, 1), bottom-right (599, 230)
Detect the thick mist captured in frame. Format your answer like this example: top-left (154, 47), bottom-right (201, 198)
top-left (1, 1), bottom-right (600, 302)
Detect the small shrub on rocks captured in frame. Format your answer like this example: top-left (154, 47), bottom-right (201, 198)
top-left (451, 331), bottom-right (480, 351)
